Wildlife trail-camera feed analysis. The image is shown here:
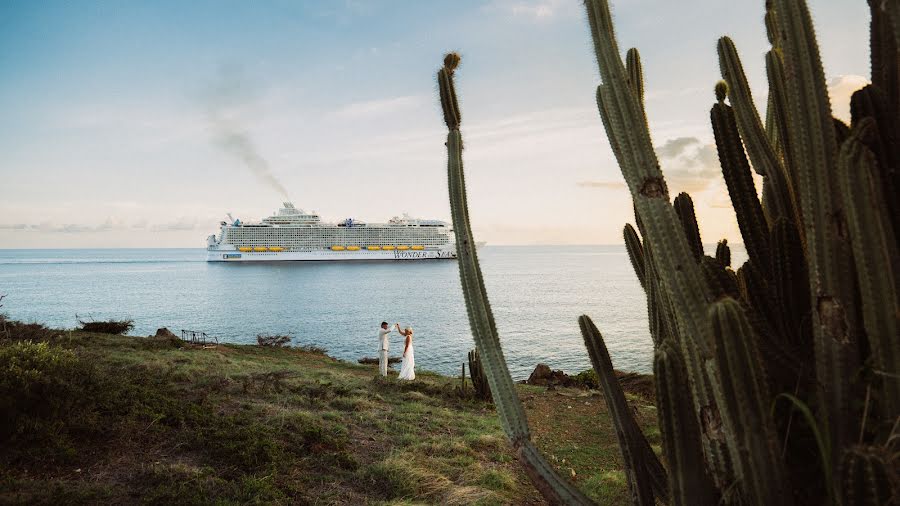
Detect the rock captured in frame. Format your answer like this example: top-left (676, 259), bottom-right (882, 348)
top-left (528, 363), bottom-right (553, 385)
top-left (154, 327), bottom-right (178, 339)
top-left (527, 363), bottom-right (581, 388)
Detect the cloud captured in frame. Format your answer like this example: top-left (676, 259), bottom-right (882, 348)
top-left (828, 74), bottom-right (869, 123)
top-left (655, 137), bottom-right (700, 158)
top-left (577, 136), bottom-right (720, 194)
top-left (656, 137), bottom-right (720, 194)
top-left (329, 95), bottom-right (425, 119)
top-left (0, 218), bottom-right (198, 233)
top-left (151, 217), bottom-right (199, 232)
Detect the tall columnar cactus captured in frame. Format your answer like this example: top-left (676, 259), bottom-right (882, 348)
top-left (467, 348), bottom-right (492, 402)
top-left (440, 0), bottom-right (899, 503)
top-left (438, 54), bottom-right (593, 504)
top-left (579, 0), bottom-right (898, 503)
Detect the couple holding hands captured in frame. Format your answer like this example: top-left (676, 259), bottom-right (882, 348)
top-left (376, 321), bottom-right (415, 380)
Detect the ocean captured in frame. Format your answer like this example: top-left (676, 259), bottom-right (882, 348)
top-left (0, 245), bottom-right (745, 379)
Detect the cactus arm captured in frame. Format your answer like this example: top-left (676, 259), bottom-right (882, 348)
top-left (587, 1), bottom-right (712, 355)
top-left (655, 341), bottom-right (719, 505)
top-left (579, 315), bottom-right (667, 505)
top-left (773, 0), bottom-right (862, 456)
top-left (769, 218), bottom-right (810, 349)
top-left (851, 85), bottom-right (900, 238)
top-left (837, 123), bottom-right (900, 421)
top-left (868, 0), bottom-right (899, 124)
top-left (764, 50), bottom-right (799, 203)
top-left (673, 193), bottom-right (703, 263)
top-left (643, 244), bottom-right (670, 349)
top-left (718, 37), bottom-right (795, 222)
top-left (440, 56), bottom-right (593, 505)
top-left (711, 99), bottom-right (771, 271)
top-left (839, 446), bottom-right (895, 506)
top-left (626, 48), bottom-right (644, 104)
top-left (586, 0), bottom-right (740, 487)
top-left (700, 256), bottom-right (739, 300)
top-left (715, 239), bottom-right (731, 268)
top-left (707, 298), bottom-right (790, 504)
top-left (624, 223), bottom-right (646, 289)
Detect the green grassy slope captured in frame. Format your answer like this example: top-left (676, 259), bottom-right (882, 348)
top-left (0, 324), bottom-right (658, 505)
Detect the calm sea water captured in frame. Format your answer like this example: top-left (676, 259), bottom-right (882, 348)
top-left (0, 246), bottom-right (744, 379)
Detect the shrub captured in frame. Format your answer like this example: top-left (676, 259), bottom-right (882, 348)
top-left (256, 334), bottom-right (292, 347)
top-left (0, 341), bottom-right (94, 453)
top-left (77, 319), bottom-right (134, 335)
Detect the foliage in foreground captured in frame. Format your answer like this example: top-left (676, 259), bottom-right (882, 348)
top-left (439, 0), bottom-right (899, 504)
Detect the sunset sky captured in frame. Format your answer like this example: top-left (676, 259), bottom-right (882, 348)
top-left (0, 0), bottom-right (870, 247)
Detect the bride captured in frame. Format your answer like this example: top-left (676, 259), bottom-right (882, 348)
top-left (395, 324), bottom-right (415, 381)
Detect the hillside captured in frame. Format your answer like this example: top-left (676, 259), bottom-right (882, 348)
top-left (0, 322), bottom-right (659, 505)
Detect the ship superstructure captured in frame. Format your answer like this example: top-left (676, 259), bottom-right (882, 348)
top-left (206, 203), bottom-right (456, 262)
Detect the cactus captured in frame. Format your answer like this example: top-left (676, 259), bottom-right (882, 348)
top-left (673, 192), bottom-right (703, 262)
top-left (836, 120), bottom-right (900, 422)
top-left (839, 446), bottom-right (897, 506)
top-left (438, 53), bottom-right (593, 504)
top-left (440, 0), bottom-right (899, 503)
top-left (711, 88), bottom-right (771, 272)
top-left (467, 348), bottom-right (492, 402)
top-left (715, 238), bottom-right (731, 268)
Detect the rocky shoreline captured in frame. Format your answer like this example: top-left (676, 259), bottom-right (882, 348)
top-left (521, 363), bottom-right (655, 401)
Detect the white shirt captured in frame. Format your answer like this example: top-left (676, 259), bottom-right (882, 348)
top-left (378, 327), bottom-right (392, 351)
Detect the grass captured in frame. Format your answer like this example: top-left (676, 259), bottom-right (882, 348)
top-left (0, 322), bottom-right (659, 505)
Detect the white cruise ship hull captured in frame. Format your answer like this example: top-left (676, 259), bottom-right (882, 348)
top-left (206, 202), bottom-right (458, 263)
top-left (207, 246), bottom-right (456, 262)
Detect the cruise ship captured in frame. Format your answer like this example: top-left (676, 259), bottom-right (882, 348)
top-left (206, 202), bottom-right (457, 262)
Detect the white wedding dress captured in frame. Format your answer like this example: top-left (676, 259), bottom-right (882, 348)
top-left (398, 337), bottom-right (415, 381)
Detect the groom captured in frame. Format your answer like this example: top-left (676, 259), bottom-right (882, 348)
top-left (377, 321), bottom-right (393, 377)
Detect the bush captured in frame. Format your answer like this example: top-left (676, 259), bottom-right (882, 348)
top-left (571, 369), bottom-right (599, 389)
top-left (256, 334), bottom-right (292, 347)
top-left (0, 318), bottom-right (56, 342)
top-left (77, 319), bottom-right (134, 335)
top-left (0, 341), bottom-right (94, 452)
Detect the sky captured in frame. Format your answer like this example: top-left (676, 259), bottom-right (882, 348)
top-left (0, 0), bottom-right (871, 247)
